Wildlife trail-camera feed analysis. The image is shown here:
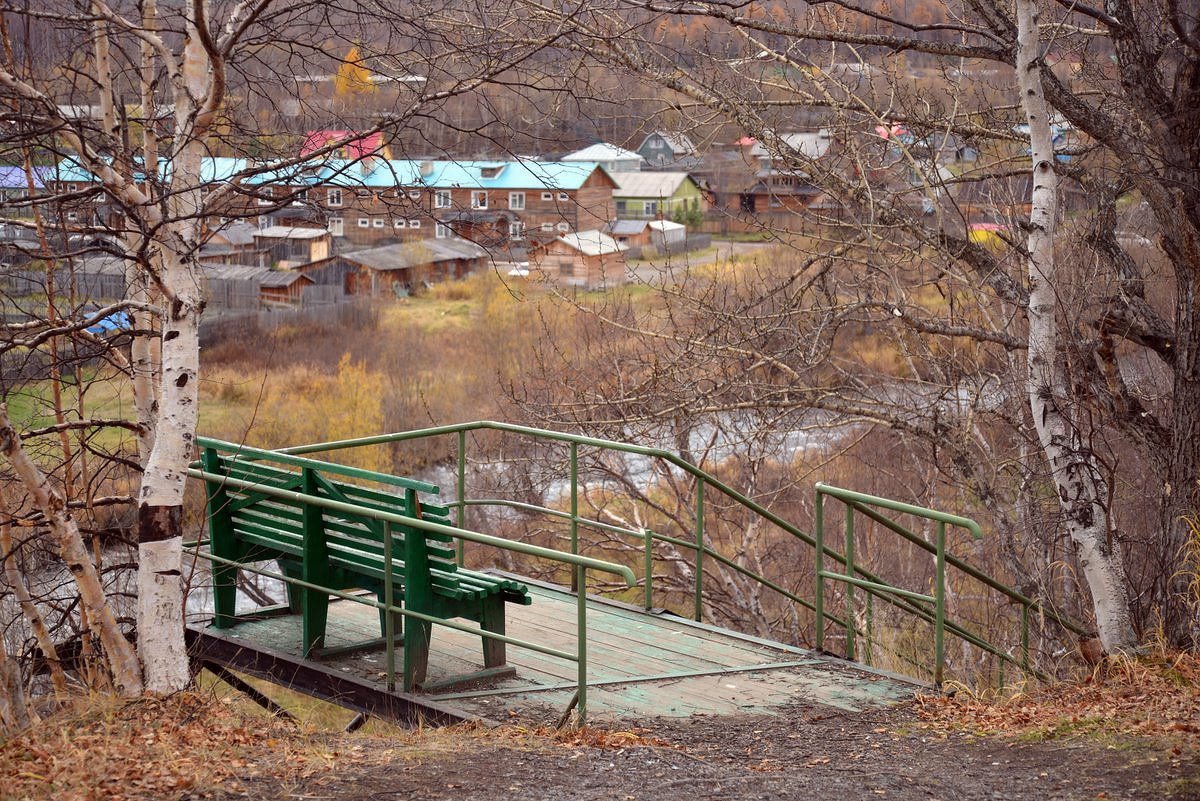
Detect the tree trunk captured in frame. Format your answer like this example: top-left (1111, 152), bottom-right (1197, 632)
top-left (1016, 0), bottom-right (1136, 652)
top-left (0, 494), bottom-right (68, 695)
top-left (0, 406), bottom-right (143, 696)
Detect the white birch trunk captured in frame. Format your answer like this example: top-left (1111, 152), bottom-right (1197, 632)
top-left (133, 1), bottom-right (217, 693)
top-left (1016, 0), bottom-right (1136, 652)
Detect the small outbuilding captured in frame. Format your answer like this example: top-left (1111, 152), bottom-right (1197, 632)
top-left (531, 230), bottom-right (628, 289)
top-left (305, 238), bottom-right (490, 297)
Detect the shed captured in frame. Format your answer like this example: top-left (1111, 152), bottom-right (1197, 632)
top-left (310, 238), bottom-right (489, 296)
top-left (532, 230), bottom-right (628, 289)
top-left (604, 219), bottom-right (651, 248)
top-left (647, 219), bottom-right (687, 250)
top-left (252, 225), bottom-right (332, 267)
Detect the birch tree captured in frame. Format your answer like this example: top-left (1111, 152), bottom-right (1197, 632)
top-left (0, 0), bottom-right (570, 694)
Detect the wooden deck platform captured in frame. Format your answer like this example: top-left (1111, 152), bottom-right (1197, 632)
top-left (187, 577), bottom-right (918, 726)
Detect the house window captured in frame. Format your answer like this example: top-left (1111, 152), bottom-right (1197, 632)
top-left (645, 201), bottom-right (658, 216)
top-left (409, 219), bottom-right (421, 229)
top-left (257, 187), bottom-right (274, 206)
top-left (329, 217), bottom-right (344, 236)
top-left (435, 222), bottom-right (451, 239)
top-left (294, 188), bottom-right (308, 202)
top-left (258, 216), bottom-right (270, 230)
top-left (471, 190), bottom-right (487, 209)
top-left (509, 221), bottom-right (525, 238)
top-left (435, 189), bottom-right (451, 208)
top-left (328, 188), bottom-right (342, 207)
top-left (373, 218), bottom-right (385, 228)
top-left (615, 200), bottom-right (627, 215)
top-left (541, 222), bottom-right (553, 232)
top-left (508, 192), bottom-right (525, 210)
top-left (556, 222), bottom-right (570, 232)
top-left (357, 217), bottom-right (370, 228)
top-left (408, 191), bottom-right (421, 200)
top-left (394, 219), bottom-right (406, 228)
top-left (560, 262), bottom-right (574, 276)
top-left (355, 189), bottom-right (371, 199)
top-left (541, 192), bottom-right (553, 201)
top-left (66, 211), bottom-right (78, 221)
top-left (557, 192), bottom-right (568, 201)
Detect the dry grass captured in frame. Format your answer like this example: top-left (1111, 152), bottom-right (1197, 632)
top-left (915, 650), bottom-right (1200, 753)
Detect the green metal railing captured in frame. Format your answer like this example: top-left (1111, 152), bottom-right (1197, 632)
top-left (199, 420), bottom-right (1088, 691)
top-left (186, 443), bottom-right (635, 726)
top-left (814, 483), bottom-right (1090, 686)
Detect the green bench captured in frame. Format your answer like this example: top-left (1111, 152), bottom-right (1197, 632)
top-left (198, 441), bottom-right (532, 690)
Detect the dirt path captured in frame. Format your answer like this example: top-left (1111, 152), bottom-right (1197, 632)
top-left (197, 698), bottom-right (1199, 801)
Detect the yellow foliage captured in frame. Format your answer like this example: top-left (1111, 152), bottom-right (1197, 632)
top-left (334, 46), bottom-right (377, 97)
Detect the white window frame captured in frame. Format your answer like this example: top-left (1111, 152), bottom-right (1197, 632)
top-left (67, 183), bottom-right (77, 192)
top-left (394, 219), bottom-right (406, 228)
top-left (540, 222), bottom-right (553, 232)
top-left (435, 189), bottom-right (451, 209)
top-left (541, 192), bottom-right (553, 201)
top-left (327, 188), bottom-right (342, 207)
top-left (372, 218), bottom-right (385, 228)
top-left (557, 192), bottom-right (569, 201)
top-left (329, 217), bottom-right (344, 236)
top-left (508, 191), bottom-right (525, 210)
top-left (409, 219), bottom-right (421, 229)
top-left (508, 221), bottom-right (525, 238)
top-left (257, 186), bottom-right (274, 206)
top-left (66, 211), bottom-right (78, 221)
top-left (357, 217), bottom-right (370, 228)
top-left (556, 222), bottom-right (570, 232)
top-left (470, 190), bottom-right (488, 209)
top-left (435, 222), bottom-right (451, 239)
top-left (408, 190), bottom-right (421, 201)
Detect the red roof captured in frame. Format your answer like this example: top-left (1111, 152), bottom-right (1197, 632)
top-left (300, 130), bottom-right (385, 160)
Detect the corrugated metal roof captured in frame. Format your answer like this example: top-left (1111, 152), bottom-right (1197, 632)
top-left (606, 219), bottom-right (648, 235)
top-left (254, 225), bottom-right (330, 240)
top-left (54, 157), bottom-right (609, 194)
top-left (647, 220), bottom-right (686, 231)
top-left (609, 171), bottom-right (694, 199)
top-left (340, 238), bottom-right (489, 272)
top-left (558, 230), bottom-right (627, 256)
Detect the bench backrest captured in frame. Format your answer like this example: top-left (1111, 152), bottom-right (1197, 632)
top-left (201, 443), bottom-right (458, 580)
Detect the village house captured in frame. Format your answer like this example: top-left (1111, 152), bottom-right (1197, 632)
top-left (46, 155), bottom-right (618, 253)
top-left (608, 171), bottom-right (705, 221)
top-left (636, 131), bottom-right (701, 169)
top-left (561, 142), bottom-right (645, 173)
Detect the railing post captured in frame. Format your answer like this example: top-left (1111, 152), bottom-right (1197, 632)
top-left (934, 520), bottom-right (946, 688)
top-left (570, 443), bottom-right (579, 592)
top-left (456, 430), bottom-right (466, 566)
top-left (384, 522), bottom-right (395, 692)
top-left (576, 564), bottom-right (587, 727)
top-left (845, 504), bottom-right (856, 661)
top-left (1021, 605), bottom-right (1030, 672)
top-left (644, 529), bottom-right (653, 610)
top-left (694, 478), bottom-right (705, 622)
top-left (814, 490), bottom-right (825, 652)
top-left (864, 591), bottom-right (873, 666)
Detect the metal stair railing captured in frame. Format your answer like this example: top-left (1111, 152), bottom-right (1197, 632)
top-left (262, 420), bottom-right (1088, 686)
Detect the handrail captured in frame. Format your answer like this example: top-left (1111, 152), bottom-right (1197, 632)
top-left (205, 420), bottom-right (1088, 688)
top-left (814, 483), bottom-right (1067, 686)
